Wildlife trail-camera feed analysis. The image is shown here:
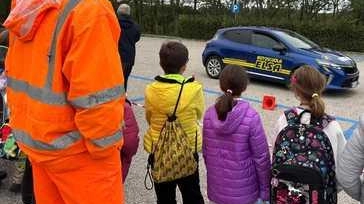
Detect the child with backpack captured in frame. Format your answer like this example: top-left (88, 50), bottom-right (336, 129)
top-left (203, 65), bottom-right (271, 204)
top-left (271, 66), bottom-right (346, 204)
top-left (144, 41), bottom-right (205, 204)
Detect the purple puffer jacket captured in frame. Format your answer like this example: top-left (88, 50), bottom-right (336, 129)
top-left (203, 100), bottom-right (271, 204)
top-left (121, 101), bottom-right (139, 182)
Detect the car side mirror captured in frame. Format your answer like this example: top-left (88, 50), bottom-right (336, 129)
top-left (273, 44), bottom-right (287, 54)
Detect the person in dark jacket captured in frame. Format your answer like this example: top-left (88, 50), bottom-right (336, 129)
top-left (117, 4), bottom-right (141, 91)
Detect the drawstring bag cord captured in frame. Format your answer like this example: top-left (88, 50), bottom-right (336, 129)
top-left (144, 162), bottom-right (154, 190)
top-left (130, 101), bottom-right (154, 190)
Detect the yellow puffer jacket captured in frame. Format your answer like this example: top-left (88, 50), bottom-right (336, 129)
top-left (144, 74), bottom-right (204, 153)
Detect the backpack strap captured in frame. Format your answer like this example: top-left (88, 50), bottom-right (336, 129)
top-left (298, 109), bottom-right (335, 129)
top-left (167, 80), bottom-right (186, 122)
top-left (285, 108), bottom-right (335, 129)
top-left (312, 114), bottom-right (335, 129)
top-left (193, 130), bottom-right (199, 163)
top-left (284, 108), bottom-right (299, 125)
top-left (195, 131), bottom-right (198, 153)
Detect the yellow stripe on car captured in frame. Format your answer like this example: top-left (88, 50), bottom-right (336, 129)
top-left (223, 58), bottom-right (291, 75)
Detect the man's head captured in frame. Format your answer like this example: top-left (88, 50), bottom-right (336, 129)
top-left (117, 4), bottom-right (131, 16)
top-left (159, 41), bottom-right (189, 74)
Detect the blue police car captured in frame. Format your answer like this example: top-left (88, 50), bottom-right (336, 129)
top-left (202, 26), bottom-right (360, 89)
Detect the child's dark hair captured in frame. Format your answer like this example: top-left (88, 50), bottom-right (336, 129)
top-left (291, 66), bottom-right (326, 118)
top-left (215, 65), bottom-right (249, 121)
top-left (159, 41), bottom-right (189, 74)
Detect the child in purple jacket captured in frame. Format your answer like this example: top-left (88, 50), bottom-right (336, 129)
top-left (203, 65), bottom-right (271, 204)
top-left (121, 99), bottom-right (139, 182)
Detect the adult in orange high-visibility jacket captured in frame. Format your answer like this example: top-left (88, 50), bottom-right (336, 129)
top-left (4, 0), bottom-right (125, 203)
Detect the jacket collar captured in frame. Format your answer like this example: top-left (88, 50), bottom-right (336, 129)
top-left (155, 74), bottom-right (194, 84)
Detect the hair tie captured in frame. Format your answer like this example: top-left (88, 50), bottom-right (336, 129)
top-left (226, 89), bottom-right (233, 94)
top-left (312, 93), bottom-right (319, 98)
top-left (291, 76), bottom-right (298, 84)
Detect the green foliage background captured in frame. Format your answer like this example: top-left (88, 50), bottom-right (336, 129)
top-left (119, 0), bottom-right (364, 52)
top-left (1, 0), bottom-right (363, 52)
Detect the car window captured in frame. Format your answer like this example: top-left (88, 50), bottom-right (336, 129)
top-left (252, 33), bottom-right (280, 49)
top-left (223, 30), bottom-right (251, 44)
top-left (273, 30), bottom-right (319, 49)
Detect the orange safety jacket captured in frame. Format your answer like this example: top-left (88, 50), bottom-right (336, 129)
top-left (4, 0), bottom-right (125, 162)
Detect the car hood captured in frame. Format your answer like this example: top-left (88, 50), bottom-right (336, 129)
top-left (299, 47), bottom-right (355, 66)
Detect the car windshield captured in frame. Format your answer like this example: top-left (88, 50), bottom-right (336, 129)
top-left (273, 30), bottom-right (320, 49)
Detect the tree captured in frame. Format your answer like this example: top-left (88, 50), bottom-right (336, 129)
top-left (351, 0), bottom-right (364, 22)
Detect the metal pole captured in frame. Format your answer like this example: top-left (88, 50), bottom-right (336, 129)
top-left (234, 0), bottom-right (237, 25)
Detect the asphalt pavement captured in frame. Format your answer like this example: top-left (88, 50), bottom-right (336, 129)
top-left (1, 36), bottom-right (363, 204)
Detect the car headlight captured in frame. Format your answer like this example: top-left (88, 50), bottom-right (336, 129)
top-left (316, 59), bottom-right (341, 70)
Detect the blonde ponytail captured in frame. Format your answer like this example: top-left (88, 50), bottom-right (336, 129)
top-left (310, 95), bottom-right (325, 118)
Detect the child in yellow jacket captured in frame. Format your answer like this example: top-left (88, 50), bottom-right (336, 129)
top-left (144, 41), bottom-right (205, 204)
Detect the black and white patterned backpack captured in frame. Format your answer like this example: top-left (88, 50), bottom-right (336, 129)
top-left (271, 109), bottom-right (337, 204)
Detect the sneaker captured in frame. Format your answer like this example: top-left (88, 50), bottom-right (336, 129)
top-left (0, 170), bottom-right (7, 180)
top-left (9, 183), bottom-right (21, 193)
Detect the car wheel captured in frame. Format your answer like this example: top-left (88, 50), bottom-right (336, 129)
top-left (205, 56), bottom-right (224, 79)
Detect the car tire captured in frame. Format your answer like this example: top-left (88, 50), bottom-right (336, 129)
top-left (205, 56), bottom-right (224, 79)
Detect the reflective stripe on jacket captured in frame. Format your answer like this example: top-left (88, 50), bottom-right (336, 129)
top-left (5, 0), bottom-right (125, 162)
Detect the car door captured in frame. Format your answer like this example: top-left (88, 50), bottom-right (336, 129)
top-left (220, 29), bottom-right (257, 69)
top-left (249, 31), bottom-right (295, 82)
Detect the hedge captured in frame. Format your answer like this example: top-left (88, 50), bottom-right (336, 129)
top-left (140, 14), bottom-right (364, 52)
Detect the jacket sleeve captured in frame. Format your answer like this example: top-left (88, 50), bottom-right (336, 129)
top-left (337, 118), bottom-right (364, 201)
top-left (194, 84), bottom-right (205, 121)
top-left (121, 102), bottom-right (139, 162)
top-left (145, 87), bottom-right (152, 125)
top-left (134, 23), bottom-right (141, 43)
top-left (249, 112), bottom-right (271, 201)
top-left (333, 121), bottom-right (347, 161)
top-left (62, 7), bottom-right (125, 158)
